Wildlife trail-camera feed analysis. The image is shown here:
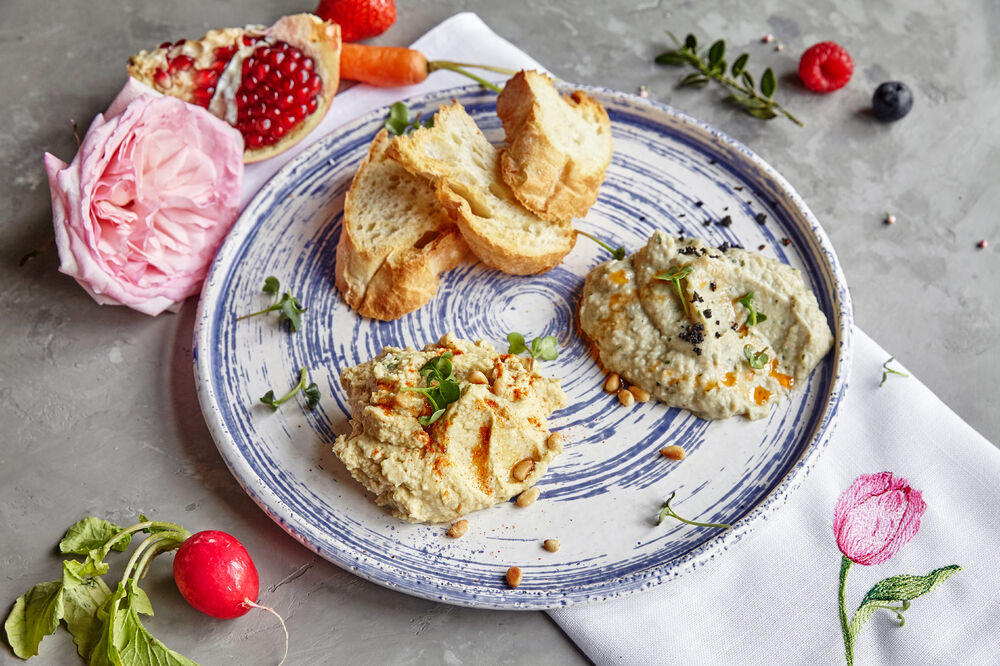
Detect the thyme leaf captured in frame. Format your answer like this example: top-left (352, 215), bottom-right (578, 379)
top-left (655, 32), bottom-right (803, 126)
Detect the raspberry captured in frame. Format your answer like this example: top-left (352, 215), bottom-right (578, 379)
top-left (798, 41), bottom-right (854, 92)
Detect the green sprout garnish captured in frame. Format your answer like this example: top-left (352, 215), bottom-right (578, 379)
top-left (577, 230), bottom-right (626, 260)
top-left (736, 291), bottom-right (768, 326)
top-left (653, 264), bottom-right (694, 318)
top-left (260, 367), bottom-right (321, 410)
top-left (743, 344), bottom-right (769, 369)
top-left (236, 275), bottom-right (306, 332)
top-left (401, 352), bottom-right (461, 426)
top-left (657, 491), bottom-right (731, 529)
top-left (385, 102), bottom-right (434, 136)
top-left (880, 357), bottom-right (909, 387)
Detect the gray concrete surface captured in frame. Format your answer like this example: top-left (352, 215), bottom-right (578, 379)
top-left (2, 0), bottom-right (996, 663)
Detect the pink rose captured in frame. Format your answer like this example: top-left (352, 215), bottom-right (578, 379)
top-left (44, 80), bottom-right (243, 315)
top-left (833, 472), bottom-right (927, 566)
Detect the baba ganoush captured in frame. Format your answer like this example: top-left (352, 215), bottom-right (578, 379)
top-left (332, 333), bottom-right (568, 523)
top-left (579, 232), bottom-right (833, 420)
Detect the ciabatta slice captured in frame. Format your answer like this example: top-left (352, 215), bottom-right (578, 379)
top-left (387, 101), bottom-right (575, 275)
top-left (335, 128), bottom-right (468, 320)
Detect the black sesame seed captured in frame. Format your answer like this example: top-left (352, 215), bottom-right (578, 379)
top-left (708, 158), bottom-right (717, 165)
top-left (755, 212), bottom-right (768, 225)
top-left (695, 200), bottom-right (704, 207)
top-left (734, 185), bottom-right (743, 191)
top-left (719, 215), bottom-right (733, 227)
top-left (709, 281), bottom-right (717, 291)
top-left (715, 331), bottom-right (722, 338)
top-left (703, 308), bottom-right (713, 317)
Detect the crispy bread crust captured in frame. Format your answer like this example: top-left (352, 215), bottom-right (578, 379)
top-left (388, 101), bottom-right (575, 275)
top-left (497, 70), bottom-right (611, 221)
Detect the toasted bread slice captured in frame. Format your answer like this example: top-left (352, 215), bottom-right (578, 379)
top-left (387, 101), bottom-right (575, 275)
top-left (497, 70), bottom-right (612, 222)
top-left (335, 128), bottom-right (468, 321)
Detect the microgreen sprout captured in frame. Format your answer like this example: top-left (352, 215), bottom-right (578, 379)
top-left (880, 357), bottom-right (909, 387)
top-left (577, 230), bottom-right (626, 260)
top-left (737, 291), bottom-right (768, 326)
top-left (653, 264), bottom-right (694, 318)
top-left (385, 102), bottom-right (434, 136)
top-left (743, 344), bottom-right (769, 370)
top-left (401, 352), bottom-right (461, 426)
top-left (657, 491), bottom-right (731, 529)
top-left (260, 367), bottom-right (321, 410)
top-left (507, 332), bottom-right (559, 371)
top-left (236, 275), bottom-right (306, 332)
top-left (654, 32), bottom-right (803, 126)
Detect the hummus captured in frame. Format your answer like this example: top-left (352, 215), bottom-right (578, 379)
top-left (332, 333), bottom-right (568, 523)
top-left (579, 232), bottom-right (833, 420)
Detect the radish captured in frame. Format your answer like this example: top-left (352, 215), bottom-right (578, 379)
top-left (174, 530), bottom-right (289, 662)
top-left (173, 530), bottom-right (260, 618)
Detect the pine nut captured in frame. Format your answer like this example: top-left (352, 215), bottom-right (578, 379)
top-left (506, 566), bottom-right (522, 588)
top-left (546, 431), bottom-right (563, 451)
top-left (516, 487), bottom-right (540, 507)
top-left (447, 519), bottom-right (469, 538)
top-left (660, 445), bottom-right (686, 460)
top-left (543, 539), bottom-right (561, 553)
top-left (468, 370), bottom-right (488, 385)
top-left (603, 372), bottom-right (620, 393)
top-left (629, 386), bottom-right (651, 402)
top-left (617, 388), bottom-right (635, 407)
top-left (512, 458), bottom-right (535, 482)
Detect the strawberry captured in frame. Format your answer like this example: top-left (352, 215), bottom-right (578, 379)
top-left (315, 0), bottom-right (396, 42)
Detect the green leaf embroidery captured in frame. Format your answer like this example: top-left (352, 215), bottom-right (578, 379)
top-left (850, 565), bottom-right (961, 637)
top-left (4, 580), bottom-right (64, 659)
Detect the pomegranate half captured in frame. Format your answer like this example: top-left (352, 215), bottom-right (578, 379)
top-left (127, 14), bottom-right (341, 163)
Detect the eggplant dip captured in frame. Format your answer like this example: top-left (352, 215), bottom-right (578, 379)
top-left (332, 334), bottom-right (567, 523)
top-left (579, 232), bottom-right (833, 420)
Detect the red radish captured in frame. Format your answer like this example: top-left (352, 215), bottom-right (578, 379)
top-left (173, 530), bottom-right (260, 619)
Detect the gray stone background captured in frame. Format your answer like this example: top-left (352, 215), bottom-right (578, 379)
top-left (1, 0), bottom-right (996, 663)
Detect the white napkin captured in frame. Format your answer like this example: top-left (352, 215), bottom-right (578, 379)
top-left (240, 14), bottom-right (1000, 665)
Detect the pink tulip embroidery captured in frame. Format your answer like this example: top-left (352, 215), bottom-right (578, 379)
top-left (834, 472), bottom-right (960, 665)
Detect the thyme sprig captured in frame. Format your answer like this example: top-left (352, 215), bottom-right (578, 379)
top-left (655, 32), bottom-right (803, 126)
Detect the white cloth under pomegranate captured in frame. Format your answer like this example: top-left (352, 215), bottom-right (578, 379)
top-left (240, 13), bottom-right (1000, 665)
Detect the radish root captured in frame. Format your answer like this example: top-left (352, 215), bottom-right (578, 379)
top-left (245, 600), bottom-right (289, 666)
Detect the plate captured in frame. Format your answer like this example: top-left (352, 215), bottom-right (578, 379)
top-left (194, 84), bottom-right (853, 610)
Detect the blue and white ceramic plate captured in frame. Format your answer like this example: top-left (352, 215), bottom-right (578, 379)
top-left (194, 84), bottom-right (853, 610)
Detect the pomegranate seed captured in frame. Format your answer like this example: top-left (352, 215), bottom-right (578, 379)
top-left (214, 45), bottom-right (236, 60)
top-left (159, 41), bottom-right (172, 49)
top-left (153, 68), bottom-right (170, 88)
top-left (169, 55), bottom-right (195, 73)
top-left (242, 35), bottom-right (254, 46)
top-left (210, 59), bottom-right (228, 72)
top-left (233, 42), bottom-right (321, 148)
top-left (194, 69), bottom-right (218, 87)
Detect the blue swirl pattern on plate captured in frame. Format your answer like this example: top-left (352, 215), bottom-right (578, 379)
top-left (194, 85), bottom-right (853, 609)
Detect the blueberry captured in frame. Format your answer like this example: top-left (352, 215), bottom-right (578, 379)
top-left (872, 81), bottom-right (913, 121)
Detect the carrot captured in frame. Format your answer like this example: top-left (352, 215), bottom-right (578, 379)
top-left (340, 43), bottom-right (430, 87)
top-left (339, 43), bottom-right (517, 93)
